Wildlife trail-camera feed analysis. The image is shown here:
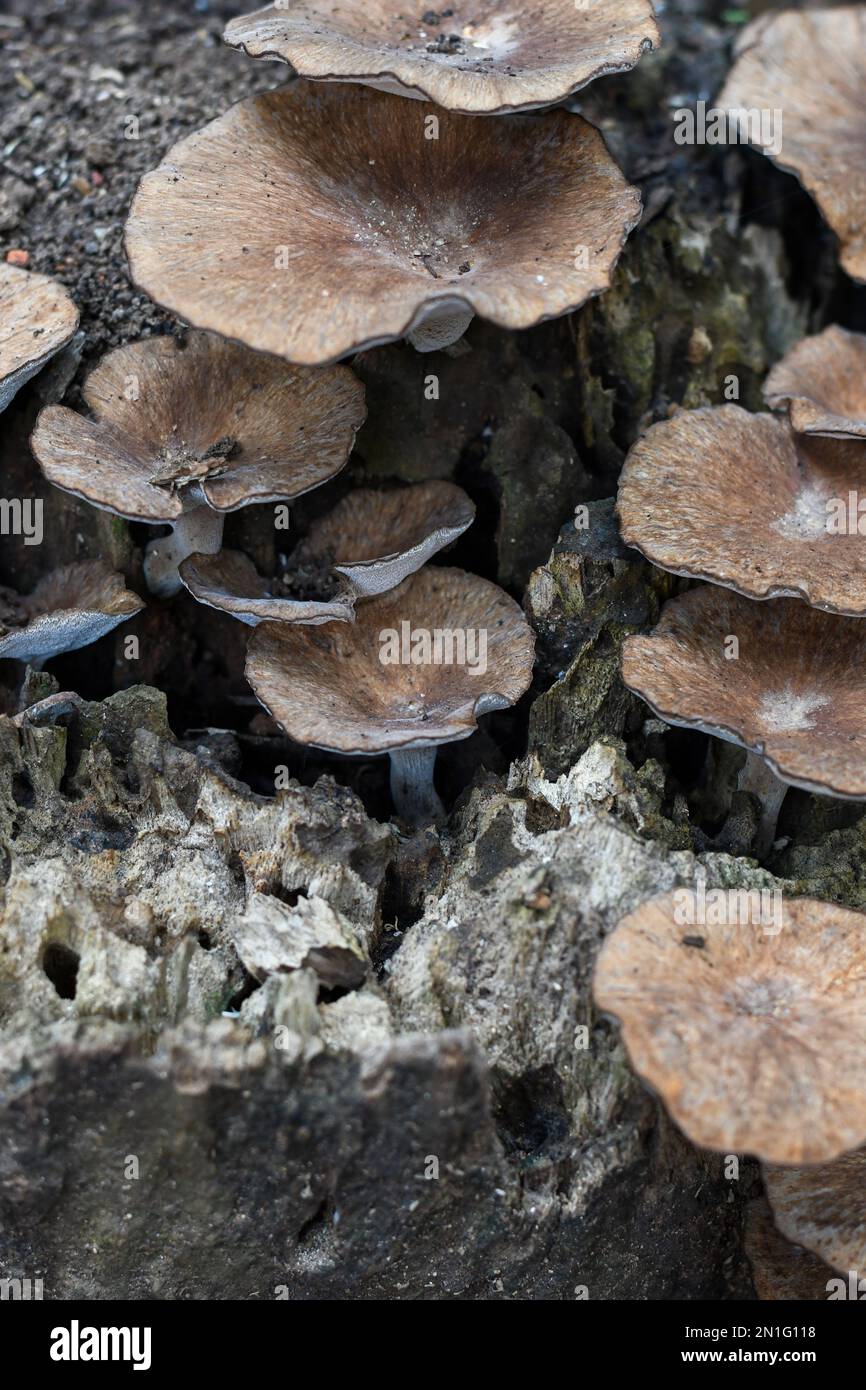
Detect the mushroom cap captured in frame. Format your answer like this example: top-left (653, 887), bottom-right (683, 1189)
top-left (245, 565), bottom-right (535, 754)
top-left (763, 1150), bottom-right (866, 1277)
top-left (622, 585), bottom-right (866, 800)
top-left (617, 404), bottom-right (866, 615)
top-left (745, 1198), bottom-right (834, 1302)
top-left (0, 263), bottom-right (79, 413)
top-left (0, 560), bottom-right (143, 665)
top-left (223, 1), bottom-right (660, 116)
top-left (296, 481), bottom-right (475, 597)
top-left (124, 84), bottom-right (642, 366)
top-left (178, 549), bottom-right (356, 627)
top-left (718, 7), bottom-right (866, 283)
top-left (764, 325), bottom-right (866, 440)
top-left (593, 890), bottom-right (866, 1164)
top-left (30, 330), bottom-right (365, 522)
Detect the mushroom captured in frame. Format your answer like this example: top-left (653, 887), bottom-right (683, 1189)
top-left (622, 585), bottom-right (866, 856)
top-left (30, 331), bottom-right (366, 597)
top-left (617, 404), bottom-right (866, 615)
top-left (223, 1), bottom-right (660, 115)
top-left (179, 549), bottom-right (356, 626)
top-left (593, 889), bottom-right (866, 1164)
top-left (0, 560), bottom-right (143, 667)
top-left (0, 263), bottom-right (79, 412)
top-left (718, 7), bottom-right (866, 283)
top-left (245, 566), bottom-right (535, 825)
top-left (763, 1150), bottom-right (866, 1278)
top-left (764, 325), bottom-right (866, 440)
top-left (294, 481), bottom-right (475, 598)
top-left (124, 84), bottom-right (642, 362)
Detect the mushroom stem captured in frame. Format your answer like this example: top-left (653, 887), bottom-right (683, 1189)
top-left (406, 303), bottom-right (474, 354)
top-left (739, 751), bottom-right (788, 858)
top-left (388, 747), bottom-right (445, 827)
top-left (143, 505), bottom-right (225, 598)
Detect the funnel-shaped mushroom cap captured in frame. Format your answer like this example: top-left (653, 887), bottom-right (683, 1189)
top-left (0, 561), bottom-right (143, 665)
top-left (0, 264), bottom-right (79, 413)
top-left (764, 1151), bottom-right (866, 1276)
top-left (245, 566), bottom-right (535, 753)
top-left (764, 326), bottom-right (866, 440)
top-left (125, 84), bottom-right (642, 366)
top-left (179, 549), bottom-right (356, 626)
top-left (623, 585), bottom-right (866, 800)
top-left (224, 1), bottom-right (659, 115)
top-left (594, 890), bottom-right (866, 1164)
top-left (618, 405), bottom-right (866, 614)
top-left (31, 330), bottom-right (365, 522)
top-left (295, 481), bottom-right (475, 598)
top-left (718, 7), bottom-right (866, 283)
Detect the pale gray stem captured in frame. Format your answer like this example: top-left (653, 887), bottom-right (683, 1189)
top-left (739, 750), bottom-right (788, 859)
top-left (143, 505), bottom-right (225, 598)
top-left (406, 303), bottom-right (474, 353)
top-left (389, 747), bottom-right (445, 827)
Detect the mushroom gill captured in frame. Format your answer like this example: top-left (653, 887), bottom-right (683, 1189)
top-left (294, 481), bottom-right (475, 598)
top-left (223, 0), bottom-right (660, 115)
top-left (125, 83), bottom-right (642, 363)
top-left (0, 561), bottom-right (143, 667)
top-left (763, 1150), bottom-right (866, 1279)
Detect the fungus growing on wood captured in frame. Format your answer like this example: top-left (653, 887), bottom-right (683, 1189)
top-left (622, 585), bottom-right (866, 855)
top-left (295, 481), bottom-right (475, 598)
top-left (593, 889), bottom-right (866, 1164)
top-left (232, 890), bottom-right (367, 991)
top-left (245, 566), bottom-right (534, 825)
top-left (179, 549), bottom-right (356, 626)
top-left (763, 1150), bottom-right (866, 1280)
top-left (0, 263), bottom-right (79, 412)
top-left (30, 331), bottom-right (365, 597)
top-left (764, 326), bottom-right (866, 440)
top-left (617, 405), bottom-right (866, 614)
top-left (125, 84), bottom-right (641, 362)
top-left (718, 7), bottom-right (866, 282)
top-left (223, 0), bottom-right (659, 115)
top-left (0, 561), bottom-right (143, 666)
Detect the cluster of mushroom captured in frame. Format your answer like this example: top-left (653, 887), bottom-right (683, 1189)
top-left (17, 0), bottom-right (663, 820)
top-left (592, 7), bottom-right (866, 1297)
top-left (615, 320), bottom-right (866, 858)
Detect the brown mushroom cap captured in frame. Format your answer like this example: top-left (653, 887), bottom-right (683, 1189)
top-left (124, 84), bottom-right (642, 366)
top-left (764, 325), bottom-right (866, 440)
top-left (0, 264), bottom-right (79, 413)
top-left (718, 8), bottom-right (866, 283)
top-left (30, 330), bottom-right (365, 522)
top-left (764, 1150), bottom-right (866, 1277)
top-left (0, 560), bottom-right (143, 665)
top-left (224, 1), bottom-right (659, 116)
top-left (617, 405), bottom-right (866, 614)
top-left (745, 1198), bottom-right (835, 1302)
top-left (593, 890), bottom-right (866, 1164)
top-left (295, 481), bottom-right (475, 597)
top-left (622, 585), bottom-right (866, 800)
top-left (245, 565), bottom-right (535, 754)
top-left (178, 549), bottom-right (356, 626)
